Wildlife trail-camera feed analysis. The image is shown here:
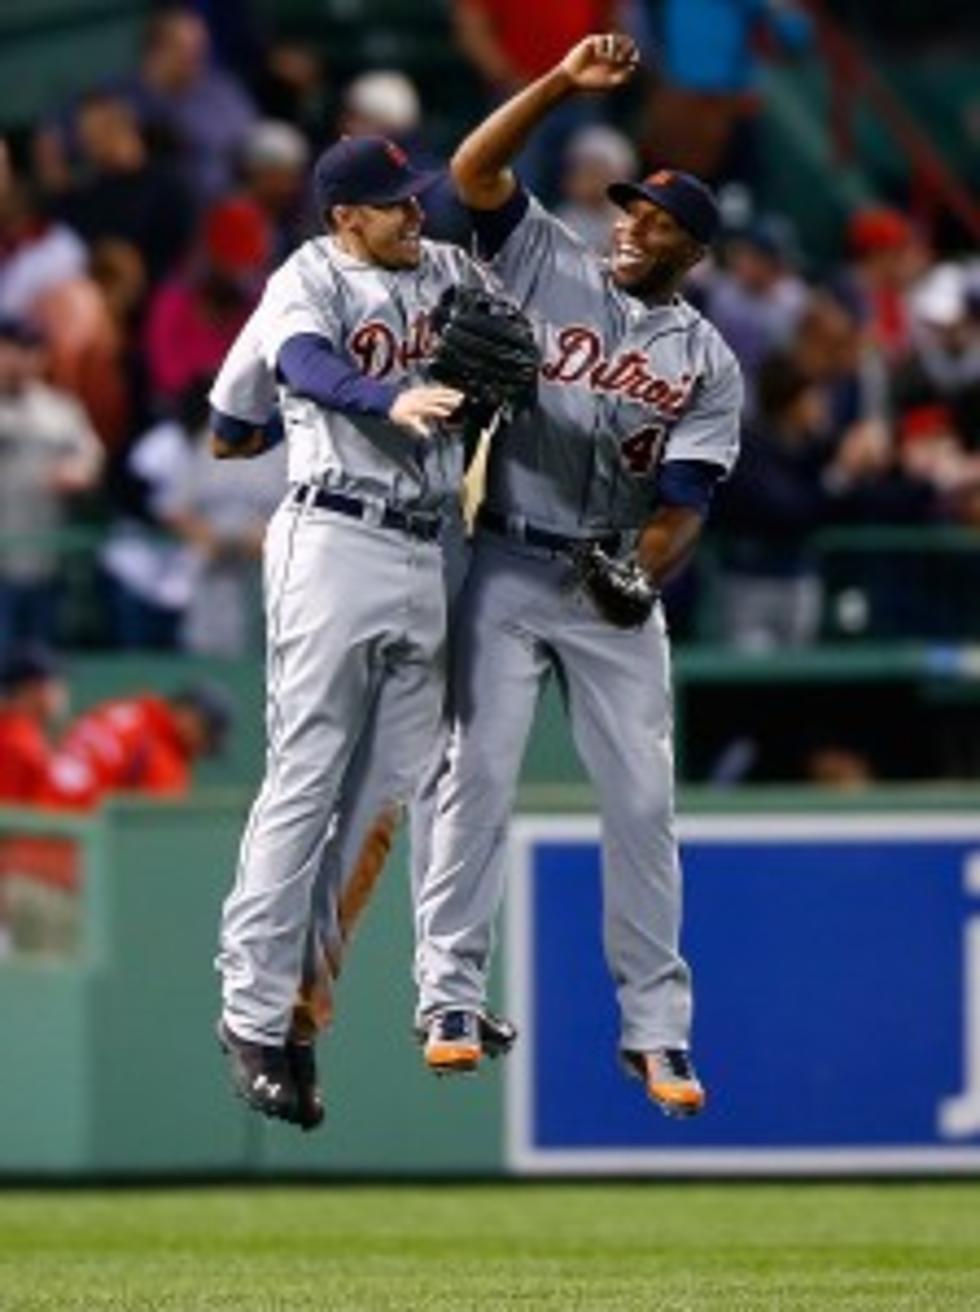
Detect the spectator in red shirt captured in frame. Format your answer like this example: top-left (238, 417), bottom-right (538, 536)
top-left (45, 682), bottom-right (234, 809)
top-left (0, 645), bottom-right (68, 804)
top-left (844, 207), bottom-right (927, 364)
top-left (454, 0), bottom-right (619, 89)
top-left (145, 196), bottom-right (270, 407)
top-left (452, 0), bottom-right (620, 204)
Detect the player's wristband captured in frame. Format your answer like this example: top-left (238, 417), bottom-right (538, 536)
top-left (259, 412), bottom-right (285, 450)
top-left (657, 459), bottom-right (725, 514)
top-left (209, 407), bottom-right (284, 452)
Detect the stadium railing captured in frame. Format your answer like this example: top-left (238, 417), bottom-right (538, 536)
top-left (4, 521), bottom-right (980, 786)
top-left (696, 522), bottom-right (980, 643)
top-left (814, 524), bottom-right (980, 641)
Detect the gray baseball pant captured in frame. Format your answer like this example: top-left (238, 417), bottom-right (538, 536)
top-left (299, 508), bottom-right (471, 991)
top-left (218, 498), bottom-right (447, 1044)
top-left (415, 531), bottom-right (693, 1053)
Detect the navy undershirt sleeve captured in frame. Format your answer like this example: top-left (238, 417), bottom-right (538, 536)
top-left (277, 333), bottom-right (400, 418)
top-left (210, 407), bottom-right (284, 451)
top-left (263, 412), bottom-right (285, 448)
top-left (657, 459), bottom-right (727, 515)
top-left (469, 185), bottom-right (530, 260)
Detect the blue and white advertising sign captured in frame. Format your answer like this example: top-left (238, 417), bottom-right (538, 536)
top-left (505, 814), bottom-right (980, 1175)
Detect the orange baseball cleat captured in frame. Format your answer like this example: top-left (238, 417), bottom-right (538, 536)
top-left (622, 1047), bottom-right (706, 1118)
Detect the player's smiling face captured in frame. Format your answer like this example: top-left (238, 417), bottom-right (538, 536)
top-left (611, 199), bottom-right (702, 297)
top-left (336, 197), bottom-right (424, 270)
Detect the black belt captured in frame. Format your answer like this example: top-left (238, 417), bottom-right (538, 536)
top-left (478, 507), bottom-right (622, 556)
top-left (294, 486), bottom-right (442, 542)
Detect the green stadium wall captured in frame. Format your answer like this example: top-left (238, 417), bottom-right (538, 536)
top-left (3, 775), bottom-right (980, 1177)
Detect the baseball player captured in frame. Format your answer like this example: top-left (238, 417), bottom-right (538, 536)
top-left (414, 34), bottom-right (743, 1117)
top-left (215, 135), bottom-right (490, 1128)
top-left (213, 134), bottom-right (497, 1129)
top-left (208, 254), bottom-right (526, 1129)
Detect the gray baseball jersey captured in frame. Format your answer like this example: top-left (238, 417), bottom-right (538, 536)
top-left (483, 195), bottom-right (741, 531)
top-left (415, 195), bottom-right (744, 1061)
top-left (213, 235), bottom-right (487, 511)
top-left (218, 234), bottom-right (489, 1046)
top-left (209, 301), bottom-right (277, 427)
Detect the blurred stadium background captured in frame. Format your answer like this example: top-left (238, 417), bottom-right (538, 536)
top-left (1, 1), bottom-right (979, 1307)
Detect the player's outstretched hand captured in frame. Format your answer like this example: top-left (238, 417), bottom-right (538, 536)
top-left (559, 34), bottom-right (639, 92)
top-left (389, 385), bottom-right (465, 438)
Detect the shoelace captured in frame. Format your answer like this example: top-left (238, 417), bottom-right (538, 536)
top-left (661, 1049), bottom-right (695, 1080)
top-left (438, 1011), bottom-right (475, 1041)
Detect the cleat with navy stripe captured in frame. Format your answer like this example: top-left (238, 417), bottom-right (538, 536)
top-left (424, 1008), bottom-right (483, 1073)
top-left (621, 1047), bottom-right (706, 1118)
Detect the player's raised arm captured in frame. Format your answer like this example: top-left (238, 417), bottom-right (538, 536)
top-left (451, 33), bottom-right (639, 209)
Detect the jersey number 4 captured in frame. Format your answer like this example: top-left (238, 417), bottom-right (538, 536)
top-left (619, 423), bottom-right (666, 477)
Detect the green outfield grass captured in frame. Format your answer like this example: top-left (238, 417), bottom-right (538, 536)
top-left (0, 1182), bottom-right (979, 1310)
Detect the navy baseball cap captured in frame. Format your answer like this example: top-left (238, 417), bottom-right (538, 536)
top-left (313, 135), bottom-right (439, 214)
top-left (0, 643), bottom-right (62, 692)
top-left (607, 168), bottom-right (720, 245)
top-left (172, 681), bottom-right (236, 755)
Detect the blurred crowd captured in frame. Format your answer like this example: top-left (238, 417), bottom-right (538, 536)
top-left (0, 643), bottom-right (232, 811)
top-left (0, 0), bottom-right (977, 666)
top-left (0, 641), bottom-right (233, 954)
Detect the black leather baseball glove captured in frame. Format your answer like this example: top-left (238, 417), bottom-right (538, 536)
top-left (572, 543), bottom-right (658, 629)
top-left (428, 286), bottom-right (539, 425)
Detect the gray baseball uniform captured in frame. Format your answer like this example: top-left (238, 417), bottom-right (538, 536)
top-left (215, 233), bottom-right (484, 1046)
top-left (415, 195), bottom-right (742, 1053)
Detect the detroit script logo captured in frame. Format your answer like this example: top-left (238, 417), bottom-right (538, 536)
top-left (347, 317), bottom-right (695, 474)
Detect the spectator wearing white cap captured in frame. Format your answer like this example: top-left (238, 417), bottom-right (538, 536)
top-left (338, 71), bottom-right (471, 245)
top-left (893, 263), bottom-right (980, 510)
top-left (341, 71), bottom-right (422, 139)
top-left (554, 125), bottom-right (638, 255)
top-left (907, 264), bottom-right (980, 401)
top-left (240, 120), bottom-right (311, 261)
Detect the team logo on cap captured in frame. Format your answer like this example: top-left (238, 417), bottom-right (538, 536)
top-left (383, 140), bottom-right (409, 168)
top-left (646, 169), bottom-right (675, 186)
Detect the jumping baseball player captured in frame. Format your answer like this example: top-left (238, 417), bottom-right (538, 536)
top-left (414, 34), bottom-right (743, 1117)
top-left (212, 136), bottom-right (529, 1129)
top-left (210, 319), bottom-right (517, 1127)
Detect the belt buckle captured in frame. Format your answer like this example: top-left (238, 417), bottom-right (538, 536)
top-left (409, 511), bottom-right (436, 540)
top-left (361, 498), bottom-right (385, 529)
top-left (505, 513), bottom-right (527, 542)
